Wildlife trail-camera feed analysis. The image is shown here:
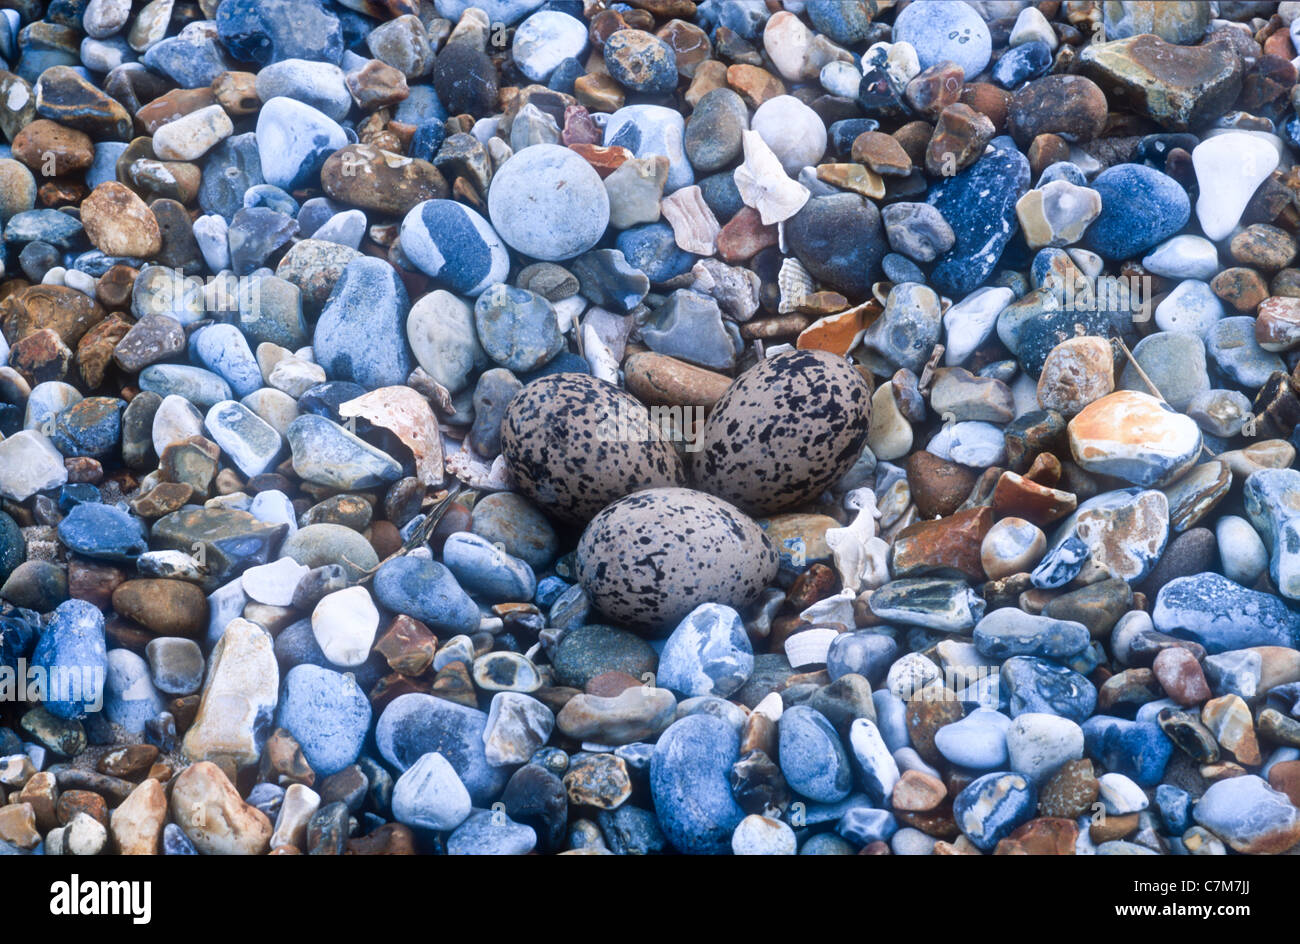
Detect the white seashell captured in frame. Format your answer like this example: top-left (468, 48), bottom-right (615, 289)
top-left (843, 487), bottom-right (879, 516)
top-left (777, 256), bottom-right (814, 314)
top-left (798, 588), bottom-right (857, 627)
top-left (784, 627), bottom-right (839, 669)
top-left (733, 130), bottom-right (811, 225)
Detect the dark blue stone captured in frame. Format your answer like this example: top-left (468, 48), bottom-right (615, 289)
top-left (0, 612), bottom-right (39, 669)
top-left (200, 133), bottom-right (265, 220)
top-left (616, 223), bottom-right (697, 283)
top-left (297, 381), bottom-right (368, 421)
top-left (216, 0), bottom-right (344, 66)
top-left (807, 0), bottom-right (875, 45)
top-left (991, 40), bottom-right (1052, 89)
top-left (141, 32), bottom-right (234, 88)
top-left (1155, 783), bottom-right (1193, 834)
top-left (1153, 572), bottom-right (1300, 653)
top-left (785, 193), bottom-right (887, 298)
top-left (0, 512), bottom-right (22, 584)
top-left (927, 137), bottom-right (1030, 297)
top-left (373, 555), bottom-right (480, 636)
top-left (163, 822), bottom-right (198, 855)
top-left (547, 56), bottom-right (584, 95)
top-left (953, 771), bottom-right (1036, 851)
top-left (409, 120), bottom-right (446, 162)
top-left (650, 714), bottom-right (744, 854)
top-left (836, 807), bottom-right (899, 846)
top-left (1001, 655), bottom-right (1097, 723)
top-left (56, 484), bottom-right (101, 514)
top-left (56, 503), bottom-right (148, 563)
top-left (828, 118), bottom-right (880, 159)
top-left (31, 599), bottom-right (107, 720)
top-left (698, 171), bottom-right (745, 221)
top-left (3, 209), bottom-right (83, 249)
top-left (1082, 716), bottom-right (1173, 787)
top-left (1084, 164), bottom-right (1190, 261)
top-left (228, 207), bottom-right (298, 275)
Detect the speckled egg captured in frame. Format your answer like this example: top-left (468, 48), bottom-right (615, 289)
top-left (501, 373), bottom-right (686, 524)
top-left (692, 349), bottom-right (872, 515)
top-left (576, 487), bottom-right (780, 635)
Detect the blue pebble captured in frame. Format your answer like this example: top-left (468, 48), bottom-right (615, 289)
top-left (409, 120), bottom-right (446, 162)
top-left (313, 256), bottom-right (414, 389)
top-left (374, 692), bottom-right (508, 804)
top-left (297, 381), bottom-right (367, 421)
top-left (442, 532), bottom-right (537, 603)
top-left (650, 714), bottom-right (744, 854)
top-left (953, 771), bottom-right (1036, 851)
top-left (141, 31), bottom-right (234, 88)
top-left (373, 555), bottom-right (480, 636)
top-left (31, 599), bottom-right (107, 720)
top-left (547, 56), bottom-right (584, 94)
top-left (534, 576), bottom-right (570, 608)
top-left (56, 503), bottom-right (148, 563)
top-left (836, 807), bottom-right (899, 846)
top-left (616, 223), bottom-right (697, 283)
top-left (1001, 655), bottom-right (1097, 723)
top-left (243, 184), bottom-right (299, 216)
top-left (163, 822), bottom-right (198, 855)
top-left (200, 134), bottom-right (265, 221)
top-left (779, 705), bottom-right (853, 803)
top-left (1082, 716), bottom-right (1173, 787)
top-left (991, 40), bottom-right (1052, 89)
top-left (191, 324), bottom-right (263, 398)
top-left (1085, 163), bottom-right (1190, 261)
top-left (400, 199), bottom-right (509, 297)
top-left (448, 809), bottom-right (537, 855)
top-left (3, 209), bottom-right (83, 248)
top-left (216, 0), bottom-right (343, 66)
top-left (1155, 783), bottom-right (1193, 834)
top-left (1153, 572), bottom-right (1300, 653)
top-left (278, 664), bottom-right (372, 777)
top-left (927, 137), bottom-right (1030, 297)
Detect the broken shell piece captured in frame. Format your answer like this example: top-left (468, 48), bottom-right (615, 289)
top-left (798, 588), bottom-right (857, 627)
top-left (660, 184), bottom-right (721, 255)
top-left (339, 386), bottom-right (444, 486)
top-left (734, 130), bottom-right (811, 225)
top-left (778, 256), bottom-right (814, 314)
top-left (785, 627), bottom-right (839, 669)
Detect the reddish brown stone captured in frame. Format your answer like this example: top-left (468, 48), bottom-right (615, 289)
top-left (373, 614), bottom-right (437, 677)
top-left (258, 728), bottom-right (315, 788)
top-left (1212, 266), bottom-right (1269, 312)
top-left (906, 450), bottom-right (977, 519)
top-left (67, 558), bottom-right (127, 610)
top-left (1152, 646), bottom-right (1212, 706)
top-left (891, 506), bottom-right (992, 582)
top-left (716, 205), bottom-right (778, 263)
top-left (726, 63), bottom-right (785, 108)
top-left (347, 822), bottom-right (416, 854)
top-left (992, 471), bottom-right (1077, 525)
top-left (56, 789), bottom-right (108, 828)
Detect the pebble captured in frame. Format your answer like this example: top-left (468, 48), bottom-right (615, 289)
top-left (487, 144), bottom-right (609, 262)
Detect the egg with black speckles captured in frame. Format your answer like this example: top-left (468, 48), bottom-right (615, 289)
top-left (501, 373), bottom-right (686, 524)
top-left (691, 349), bottom-right (872, 516)
top-left (576, 486), bottom-right (780, 635)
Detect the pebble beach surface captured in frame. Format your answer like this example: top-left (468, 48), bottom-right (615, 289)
top-left (1, 0), bottom-right (1300, 858)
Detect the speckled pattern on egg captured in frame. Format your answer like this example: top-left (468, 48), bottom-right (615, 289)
top-left (692, 349), bottom-right (872, 516)
top-left (500, 372), bottom-right (686, 524)
top-left (576, 486), bottom-right (780, 635)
